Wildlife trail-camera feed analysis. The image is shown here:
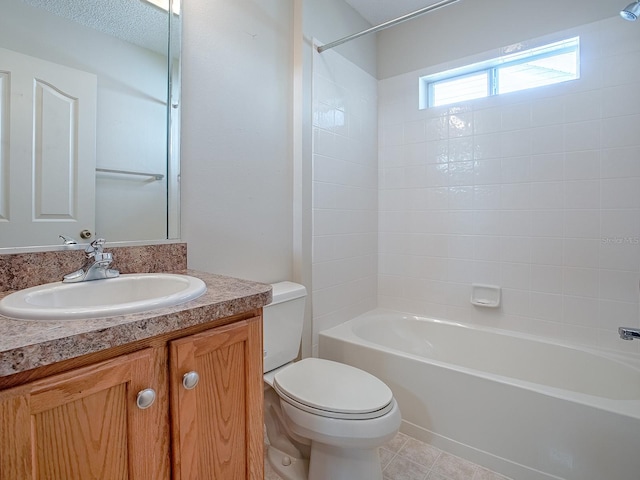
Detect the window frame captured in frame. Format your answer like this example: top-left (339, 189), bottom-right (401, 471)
top-left (421, 37), bottom-right (580, 109)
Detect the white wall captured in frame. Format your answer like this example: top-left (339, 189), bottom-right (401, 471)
top-left (311, 47), bottom-right (378, 353)
top-left (181, 0), bottom-right (375, 357)
top-left (378, 16), bottom-right (640, 356)
top-left (182, 0), bottom-right (640, 359)
top-left (377, 0), bottom-right (621, 79)
top-left (181, 0), bottom-right (294, 283)
top-left (304, 0), bottom-right (376, 77)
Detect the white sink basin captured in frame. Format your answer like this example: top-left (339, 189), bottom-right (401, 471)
top-left (0, 273), bottom-right (207, 321)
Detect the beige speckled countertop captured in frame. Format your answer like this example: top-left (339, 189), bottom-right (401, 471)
top-left (0, 270), bottom-right (272, 378)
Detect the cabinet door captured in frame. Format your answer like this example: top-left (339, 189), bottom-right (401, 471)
top-left (170, 317), bottom-right (264, 480)
top-left (0, 347), bottom-right (170, 480)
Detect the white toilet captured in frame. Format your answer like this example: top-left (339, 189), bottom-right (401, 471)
top-left (263, 282), bottom-right (401, 480)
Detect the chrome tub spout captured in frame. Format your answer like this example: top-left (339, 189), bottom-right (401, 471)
top-left (618, 327), bottom-right (640, 341)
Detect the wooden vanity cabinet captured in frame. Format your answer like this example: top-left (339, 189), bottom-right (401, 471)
top-left (0, 315), bottom-right (264, 480)
top-left (0, 346), bottom-right (170, 479)
top-left (170, 317), bottom-right (264, 480)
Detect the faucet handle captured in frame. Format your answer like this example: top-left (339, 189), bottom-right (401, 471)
top-left (59, 235), bottom-right (77, 245)
top-left (85, 238), bottom-right (106, 257)
top-left (88, 238), bottom-right (105, 250)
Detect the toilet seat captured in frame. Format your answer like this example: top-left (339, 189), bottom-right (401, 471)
top-left (273, 358), bottom-right (394, 420)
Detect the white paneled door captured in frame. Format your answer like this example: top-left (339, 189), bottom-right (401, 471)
top-left (0, 47), bottom-right (97, 247)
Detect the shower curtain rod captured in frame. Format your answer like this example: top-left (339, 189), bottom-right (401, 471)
top-left (317, 0), bottom-right (461, 53)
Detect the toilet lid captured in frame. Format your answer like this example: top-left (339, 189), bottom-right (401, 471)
top-left (273, 358), bottom-right (394, 419)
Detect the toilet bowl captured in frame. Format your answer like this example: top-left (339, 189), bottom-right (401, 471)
top-left (263, 282), bottom-right (401, 480)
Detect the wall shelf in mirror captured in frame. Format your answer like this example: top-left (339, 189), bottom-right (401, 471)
top-left (96, 168), bottom-right (165, 181)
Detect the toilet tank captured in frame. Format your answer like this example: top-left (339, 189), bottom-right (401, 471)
top-left (263, 281), bottom-right (307, 374)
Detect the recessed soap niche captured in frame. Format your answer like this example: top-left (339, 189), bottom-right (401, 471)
top-left (470, 284), bottom-right (501, 308)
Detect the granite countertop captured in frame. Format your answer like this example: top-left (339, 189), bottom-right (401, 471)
top-left (0, 270), bottom-right (272, 378)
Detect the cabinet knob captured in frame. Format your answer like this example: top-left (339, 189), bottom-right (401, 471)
top-left (136, 388), bottom-right (157, 409)
top-left (182, 371), bottom-right (200, 390)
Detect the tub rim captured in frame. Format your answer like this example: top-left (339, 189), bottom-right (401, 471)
top-left (318, 308), bottom-right (640, 420)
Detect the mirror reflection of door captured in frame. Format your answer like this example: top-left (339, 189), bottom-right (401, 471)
top-left (0, 47), bottom-right (97, 247)
top-left (0, 0), bottom-right (176, 249)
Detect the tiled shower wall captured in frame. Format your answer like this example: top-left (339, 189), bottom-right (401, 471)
top-left (311, 46), bottom-right (378, 352)
top-left (378, 17), bottom-right (640, 355)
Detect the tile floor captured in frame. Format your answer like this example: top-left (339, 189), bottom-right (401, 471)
top-left (264, 431), bottom-right (512, 480)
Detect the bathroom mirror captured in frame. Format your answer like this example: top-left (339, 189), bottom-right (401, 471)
top-left (0, 0), bottom-right (181, 249)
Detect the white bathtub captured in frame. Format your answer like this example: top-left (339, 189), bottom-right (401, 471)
top-left (318, 309), bottom-right (640, 480)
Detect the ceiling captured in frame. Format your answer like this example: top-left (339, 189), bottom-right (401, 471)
top-left (21, 0), bottom-right (171, 54)
top-left (343, 0), bottom-right (445, 26)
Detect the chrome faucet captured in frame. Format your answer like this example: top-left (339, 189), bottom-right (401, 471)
top-left (62, 238), bottom-right (120, 283)
top-left (618, 327), bottom-right (640, 341)
top-left (59, 235), bottom-right (77, 245)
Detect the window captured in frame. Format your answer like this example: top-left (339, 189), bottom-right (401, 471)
top-left (420, 37), bottom-right (579, 108)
